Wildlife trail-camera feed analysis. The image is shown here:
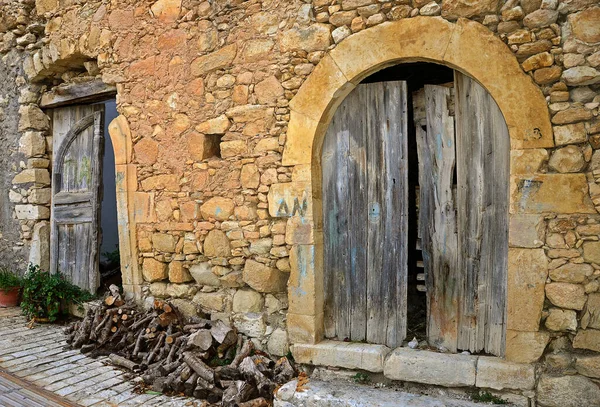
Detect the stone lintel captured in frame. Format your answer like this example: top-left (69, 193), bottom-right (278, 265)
top-left (475, 356), bottom-right (536, 391)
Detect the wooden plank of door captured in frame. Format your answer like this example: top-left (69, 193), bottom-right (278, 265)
top-left (455, 72), bottom-right (509, 355)
top-left (322, 98), bottom-right (353, 340)
top-left (419, 85), bottom-right (459, 352)
top-left (364, 82), bottom-right (408, 347)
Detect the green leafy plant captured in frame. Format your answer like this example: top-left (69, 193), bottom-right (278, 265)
top-left (471, 390), bottom-right (508, 404)
top-left (352, 372), bottom-right (371, 384)
top-left (20, 264), bottom-right (94, 322)
top-left (0, 268), bottom-right (22, 290)
top-left (102, 248), bottom-right (120, 265)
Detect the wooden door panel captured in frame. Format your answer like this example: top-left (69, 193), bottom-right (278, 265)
top-left (455, 72), bottom-right (509, 356)
top-left (50, 104), bottom-right (104, 293)
top-left (323, 81), bottom-right (408, 348)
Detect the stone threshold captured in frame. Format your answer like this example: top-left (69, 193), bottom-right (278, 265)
top-left (292, 340), bottom-right (535, 391)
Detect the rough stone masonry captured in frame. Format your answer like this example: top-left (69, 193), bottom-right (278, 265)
top-left (1, 0), bottom-right (600, 406)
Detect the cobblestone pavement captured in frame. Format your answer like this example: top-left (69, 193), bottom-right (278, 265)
top-left (0, 307), bottom-right (202, 407)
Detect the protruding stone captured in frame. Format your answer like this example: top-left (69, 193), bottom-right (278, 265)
top-left (18, 105), bottom-right (49, 131)
top-left (562, 66), bottom-right (600, 86)
top-left (15, 205), bottom-right (49, 220)
top-left (240, 164), bottom-right (260, 189)
top-left (545, 283), bottom-right (587, 310)
top-left (193, 291), bottom-right (227, 312)
top-left (232, 289), bottom-right (264, 313)
top-left (581, 293), bottom-right (600, 329)
top-left (548, 146), bottom-right (585, 173)
top-left (134, 138), bottom-right (159, 165)
top-left (12, 169), bottom-right (50, 185)
top-left (243, 260), bottom-right (288, 293)
top-left (254, 76), bottom-right (284, 104)
top-left (583, 241), bottom-right (600, 263)
top-left (143, 258), bottom-right (168, 282)
top-left (545, 308), bottom-right (578, 332)
top-left (200, 197), bottom-right (235, 221)
top-left (232, 312), bottom-right (266, 337)
top-left (196, 115), bottom-right (231, 135)
top-left (203, 230), bottom-right (231, 257)
top-left (168, 261), bottom-right (193, 283)
top-left (19, 132), bottom-right (46, 157)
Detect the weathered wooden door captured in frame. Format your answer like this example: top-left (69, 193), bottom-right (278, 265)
top-left (50, 105), bottom-right (105, 293)
top-left (417, 74), bottom-right (509, 355)
top-left (322, 81), bottom-right (408, 348)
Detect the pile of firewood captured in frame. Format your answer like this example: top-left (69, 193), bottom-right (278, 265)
top-left (64, 285), bottom-right (297, 406)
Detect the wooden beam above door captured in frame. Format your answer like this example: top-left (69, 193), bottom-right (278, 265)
top-left (40, 79), bottom-right (117, 108)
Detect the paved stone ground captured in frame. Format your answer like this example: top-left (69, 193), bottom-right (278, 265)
top-left (0, 307), bottom-right (202, 407)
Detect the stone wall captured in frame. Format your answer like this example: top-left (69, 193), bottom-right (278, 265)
top-left (0, 0), bottom-right (599, 404)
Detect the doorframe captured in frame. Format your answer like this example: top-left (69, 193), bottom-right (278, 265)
top-left (278, 17), bottom-right (555, 367)
top-left (43, 81), bottom-right (142, 300)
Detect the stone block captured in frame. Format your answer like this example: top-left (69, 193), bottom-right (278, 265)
top-left (232, 312), bottom-right (266, 338)
top-left (191, 44), bottom-right (237, 77)
top-left (166, 283), bottom-right (195, 298)
top-left (582, 241), bottom-right (600, 264)
top-left (28, 221), bottom-right (50, 271)
top-left (509, 214), bottom-right (545, 248)
top-left (581, 293), bottom-right (600, 329)
top-left (548, 146), bottom-right (585, 173)
top-left (255, 76), bottom-right (284, 104)
top-left (267, 328), bottom-right (289, 356)
top-left (510, 149), bottom-right (548, 174)
top-left (152, 233), bottom-right (176, 253)
top-left (170, 299), bottom-right (198, 318)
top-left (475, 357), bottom-right (535, 390)
top-left (193, 291), bottom-right (227, 312)
top-left (287, 313), bottom-right (323, 344)
top-left (150, 0), bottom-right (181, 23)
top-left (142, 258), bottom-right (168, 282)
top-left (537, 375), bottom-right (600, 407)
top-left (545, 308), bottom-right (577, 332)
top-left (510, 174), bottom-right (595, 214)
top-left (203, 230), bottom-right (231, 257)
top-left (384, 348), bottom-right (477, 387)
top-left (573, 329), bottom-right (600, 352)
top-left (18, 105), bottom-right (49, 131)
top-left (107, 115), bottom-right (133, 165)
top-left (279, 24), bottom-right (331, 53)
top-left (289, 245), bottom-right (321, 316)
top-left (562, 66), bottom-right (600, 86)
top-left (19, 132), bottom-right (46, 157)
top-left (243, 260), bottom-right (288, 293)
top-left (268, 182), bottom-right (312, 218)
top-left (133, 137), bottom-right (158, 165)
top-left (505, 330), bottom-right (549, 363)
top-left (189, 262), bottom-right (221, 286)
top-left (240, 164), bottom-right (260, 189)
top-left (196, 115), bottom-right (231, 135)
top-left (133, 192), bottom-right (156, 223)
top-left (168, 261), bottom-right (193, 283)
top-left (15, 204), bottom-right (49, 220)
top-left (29, 188), bottom-right (51, 205)
top-left (200, 197), bottom-right (235, 221)
top-left (233, 289), bottom-right (264, 313)
top-left (549, 263), bottom-right (593, 283)
top-left (568, 6), bottom-right (600, 44)
top-left (545, 283), bottom-right (587, 310)
top-left (294, 341), bottom-right (390, 373)
top-left (507, 248), bottom-right (547, 331)
top-left (575, 355), bottom-right (600, 379)
top-left (12, 169), bottom-right (50, 185)
top-left (441, 0), bottom-right (501, 19)
top-left (285, 217), bottom-right (314, 245)
top-left (141, 174), bottom-right (180, 192)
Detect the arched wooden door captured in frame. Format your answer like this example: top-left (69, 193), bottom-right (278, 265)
top-left (50, 105), bottom-right (105, 293)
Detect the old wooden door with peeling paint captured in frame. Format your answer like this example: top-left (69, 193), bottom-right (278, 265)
top-left (50, 105), bottom-right (105, 293)
top-left (322, 81), bottom-right (409, 348)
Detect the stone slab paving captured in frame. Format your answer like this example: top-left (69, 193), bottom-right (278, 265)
top-left (0, 307), bottom-right (201, 407)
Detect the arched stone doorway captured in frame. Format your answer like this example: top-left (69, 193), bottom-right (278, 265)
top-left (278, 17), bottom-right (555, 366)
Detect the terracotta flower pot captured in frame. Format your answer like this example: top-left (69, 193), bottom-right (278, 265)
top-left (0, 286), bottom-right (21, 307)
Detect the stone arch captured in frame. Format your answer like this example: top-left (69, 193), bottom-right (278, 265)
top-left (282, 17), bottom-right (555, 356)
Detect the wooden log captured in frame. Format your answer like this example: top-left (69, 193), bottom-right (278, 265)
top-left (229, 338), bottom-right (253, 368)
top-left (146, 332), bottom-right (165, 365)
top-left (274, 357), bottom-right (296, 384)
top-left (239, 357), bottom-right (276, 398)
top-left (109, 354), bottom-right (141, 372)
top-left (211, 320), bottom-right (237, 345)
top-left (214, 366), bottom-right (243, 381)
top-left (222, 380), bottom-right (256, 407)
top-left (238, 398), bottom-right (269, 407)
top-left (183, 320), bottom-right (212, 332)
top-left (166, 332), bottom-right (182, 344)
top-left (133, 328), bottom-right (145, 357)
top-left (183, 352), bottom-right (215, 383)
top-left (184, 372), bottom-right (198, 396)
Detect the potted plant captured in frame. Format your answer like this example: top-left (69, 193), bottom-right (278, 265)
top-left (0, 268), bottom-right (23, 307)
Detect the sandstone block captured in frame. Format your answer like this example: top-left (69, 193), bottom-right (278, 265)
top-left (196, 115), bottom-right (231, 135)
top-left (134, 138), bottom-right (159, 165)
top-left (254, 76), bottom-right (284, 104)
top-left (537, 375), bottom-right (600, 407)
top-left (523, 9), bottom-right (558, 28)
top-left (243, 259), bottom-right (288, 293)
top-left (545, 283), bottom-right (587, 310)
top-left (143, 258), bottom-right (168, 282)
top-left (581, 293), bottom-right (600, 329)
top-left (141, 174), bottom-right (180, 191)
top-left (573, 329), bottom-right (600, 352)
top-left (203, 230), bottom-right (231, 258)
top-left (232, 289), bottom-right (264, 313)
top-left (287, 313), bottom-right (323, 344)
top-left (15, 205), bottom-right (49, 220)
top-left (249, 238), bottom-right (272, 255)
top-left (18, 105), bottom-right (49, 131)
top-left (583, 241), bottom-right (600, 263)
top-left (170, 299), bottom-right (198, 318)
top-left (200, 197), bottom-right (235, 221)
top-left (552, 107), bottom-right (593, 125)
top-left (268, 182), bottom-right (312, 218)
top-left (562, 66), bottom-right (600, 86)
top-left (149, 282), bottom-right (168, 298)
top-left (568, 6), bottom-right (600, 44)
top-left (549, 263), bottom-right (593, 283)
top-left (240, 164), bottom-right (260, 189)
top-left (220, 140), bottom-right (247, 158)
top-left (19, 132), bottom-right (46, 157)
top-left (533, 66), bottom-right (562, 84)
top-left (553, 123), bottom-right (587, 146)
top-left (294, 341), bottom-right (390, 373)
top-left (28, 221), bottom-right (49, 271)
top-left (286, 217), bottom-right (314, 245)
top-left (168, 261), bottom-right (193, 283)
top-left (191, 44), bottom-right (237, 77)
top-left (509, 215), bottom-right (545, 248)
top-left (189, 262), bottom-right (221, 286)
top-left (384, 348), bottom-right (477, 386)
top-left (575, 355), bottom-right (600, 379)
top-left (475, 357), bottom-right (535, 390)
top-left (510, 149), bottom-right (548, 174)
top-left (545, 308), bottom-right (578, 332)
top-left (12, 169), bottom-right (50, 185)
top-left (152, 233), bottom-right (176, 253)
top-left (510, 174), bottom-right (595, 214)
top-left (548, 146), bottom-right (585, 173)
top-left (505, 330), bottom-right (549, 363)
top-left (280, 24), bottom-right (331, 53)
top-left (522, 52), bottom-right (553, 72)
top-left (441, 0), bottom-right (500, 19)
top-left (507, 248), bottom-right (548, 331)
top-left (166, 283), bottom-right (196, 298)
